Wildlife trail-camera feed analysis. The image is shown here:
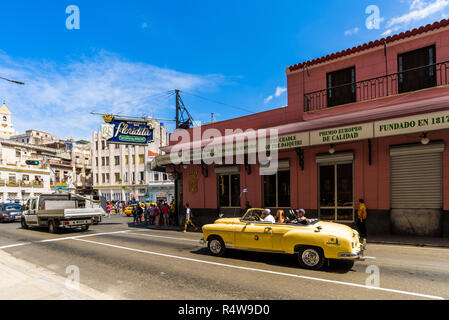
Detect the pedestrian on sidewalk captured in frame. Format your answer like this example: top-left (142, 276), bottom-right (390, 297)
top-left (357, 199), bottom-right (367, 239)
top-left (148, 204), bottom-right (155, 225)
top-left (106, 202), bottom-right (111, 218)
top-left (132, 205), bottom-right (139, 225)
top-left (154, 204), bottom-right (161, 228)
top-left (162, 202), bottom-right (170, 226)
top-left (184, 203), bottom-right (199, 233)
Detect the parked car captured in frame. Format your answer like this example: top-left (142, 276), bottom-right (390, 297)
top-left (201, 208), bottom-right (366, 270)
top-left (0, 203), bottom-right (23, 222)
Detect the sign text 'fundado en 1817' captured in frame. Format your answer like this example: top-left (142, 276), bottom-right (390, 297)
top-left (101, 114), bottom-right (154, 145)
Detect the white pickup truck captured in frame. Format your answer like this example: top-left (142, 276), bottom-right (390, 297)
top-left (21, 194), bottom-right (105, 233)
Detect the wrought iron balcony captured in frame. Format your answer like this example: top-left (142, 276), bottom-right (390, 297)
top-left (304, 61), bottom-right (449, 112)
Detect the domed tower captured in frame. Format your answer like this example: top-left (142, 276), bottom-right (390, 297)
top-left (0, 101), bottom-right (15, 139)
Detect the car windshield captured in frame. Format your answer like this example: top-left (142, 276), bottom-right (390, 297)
top-left (241, 209), bottom-right (266, 222)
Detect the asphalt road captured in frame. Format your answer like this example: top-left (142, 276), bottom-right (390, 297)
top-left (0, 215), bottom-right (448, 300)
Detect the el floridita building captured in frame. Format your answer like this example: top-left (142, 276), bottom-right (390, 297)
top-left (153, 19), bottom-right (449, 237)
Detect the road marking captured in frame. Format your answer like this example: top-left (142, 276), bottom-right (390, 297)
top-left (126, 232), bottom-right (200, 243)
top-left (75, 238), bottom-right (444, 300)
top-left (0, 230), bottom-right (131, 250)
top-left (0, 243), bottom-right (32, 250)
top-left (39, 230), bottom-right (130, 243)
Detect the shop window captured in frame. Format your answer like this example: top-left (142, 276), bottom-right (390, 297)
top-left (218, 174), bottom-right (240, 207)
top-left (263, 170), bottom-right (290, 208)
top-left (318, 162), bottom-right (354, 222)
top-left (398, 45), bottom-right (436, 94)
top-left (327, 67), bottom-right (356, 107)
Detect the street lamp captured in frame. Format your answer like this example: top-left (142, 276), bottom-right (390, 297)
top-left (421, 133), bottom-right (430, 145)
top-left (0, 76), bottom-right (25, 85)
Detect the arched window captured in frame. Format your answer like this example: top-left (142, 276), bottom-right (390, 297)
top-left (2, 116), bottom-right (6, 121)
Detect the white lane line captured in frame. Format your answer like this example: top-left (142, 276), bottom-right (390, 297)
top-left (126, 232), bottom-right (200, 243)
top-left (0, 230), bottom-right (131, 250)
top-left (39, 230), bottom-right (131, 243)
top-left (75, 238), bottom-right (444, 300)
top-left (0, 242), bottom-right (32, 250)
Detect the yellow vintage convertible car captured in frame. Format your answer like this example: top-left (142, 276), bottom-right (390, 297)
top-left (201, 208), bottom-right (366, 270)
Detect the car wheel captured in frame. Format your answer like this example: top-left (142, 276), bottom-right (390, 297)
top-left (81, 225), bottom-right (89, 232)
top-left (21, 218), bottom-right (28, 229)
top-left (207, 236), bottom-right (226, 257)
top-left (297, 246), bottom-right (325, 270)
top-left (48, 221), bottom-right (58, 234)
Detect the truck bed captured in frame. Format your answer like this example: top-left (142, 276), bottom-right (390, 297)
top-left (36, 208), bottom-right (104, 219)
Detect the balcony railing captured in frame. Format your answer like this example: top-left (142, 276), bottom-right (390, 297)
top-left (304, 61), bottom-right (449, 112)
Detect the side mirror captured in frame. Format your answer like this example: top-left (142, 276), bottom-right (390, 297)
top-left (218, 213), bottom-right (224, 218)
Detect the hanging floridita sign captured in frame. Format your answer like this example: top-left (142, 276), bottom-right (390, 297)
top-left (101, 114), bottom-right (154, 145)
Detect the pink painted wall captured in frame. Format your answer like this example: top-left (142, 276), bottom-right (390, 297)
top-left (287, 26), bottom-right (449, 120)
top-left (181, 128), bottom-right (449, 212)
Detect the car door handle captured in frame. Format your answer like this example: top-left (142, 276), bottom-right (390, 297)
top-left (265, 227), bottom-right (272, 231)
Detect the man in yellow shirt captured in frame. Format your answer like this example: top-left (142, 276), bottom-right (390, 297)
top-left (357, 199), bottom-right (367, 239)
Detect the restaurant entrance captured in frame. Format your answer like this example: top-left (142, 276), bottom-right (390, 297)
top-left (317, 152), bottom-right (354, 222)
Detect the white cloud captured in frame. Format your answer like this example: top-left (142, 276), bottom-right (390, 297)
top-left (264, 86), bottom-right (286, 104)
top-left (0, 51), bottom-right (223, 140)
top-left (275, 86), bottom-right (287, 97)
top-left (142, 22), bottom-right (148, 29)
top-left (264, 95), bottom-right (273, 104)
top-left (344, 27), bottom-right (360, 36)
top-left (385, 0), bottom-right (449, 31)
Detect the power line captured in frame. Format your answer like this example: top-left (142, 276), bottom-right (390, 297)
top-left (93, 90), bottom-right (174, 112)
top-left (180, 90), bottom-right (253, 114)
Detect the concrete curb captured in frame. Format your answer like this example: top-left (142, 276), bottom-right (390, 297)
top-left (368, 240), bottom-right (449, 249)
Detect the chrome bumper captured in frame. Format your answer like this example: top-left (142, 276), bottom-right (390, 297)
top-left (339, 238), bottom-right (367, 261)
top-left (199, 238), bottom-right (206, 245)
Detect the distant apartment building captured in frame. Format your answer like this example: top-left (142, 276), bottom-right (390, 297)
top-left (91, 118), bottom-right (169, 202)
top-left (0, 139), bottom-right (54, 203)
top-left (7, 106), bottom-right (93, 195)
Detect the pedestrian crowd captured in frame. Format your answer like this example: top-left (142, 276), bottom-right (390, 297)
top-left (127, 200), bottom-right (176, 228)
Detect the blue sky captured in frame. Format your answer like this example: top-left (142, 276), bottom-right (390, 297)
top-left (0, 0), bottom-right (448, 140)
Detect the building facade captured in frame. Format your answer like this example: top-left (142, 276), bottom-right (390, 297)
top-left (92, 118), bottom-right (168, 202)
top-left (153, 19), bottom-right (449, 237)
top-left (0, 139), bottom-right (53, 203)
top-left (0, 102), bottom-right (16, 139)
top-left (147, 152), bottom-right (174, 203)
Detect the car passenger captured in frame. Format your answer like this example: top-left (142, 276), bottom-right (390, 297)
top-left (261, 209), bottom-right (275, 223)
top-left (295, 209), bottom-right (310, 225)
top-left (275, 209), bottom-right (286, 223)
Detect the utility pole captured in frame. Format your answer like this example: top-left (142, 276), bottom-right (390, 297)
top-left (175, 89), bottom-right (180, 129)
top-left (174, 89), bottom-right (194, 129)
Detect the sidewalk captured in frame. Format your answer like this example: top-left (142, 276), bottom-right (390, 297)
top-left (0, 250), bottom-right (119, 300)
top-left (368, 234), bottom-right (449, 248)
